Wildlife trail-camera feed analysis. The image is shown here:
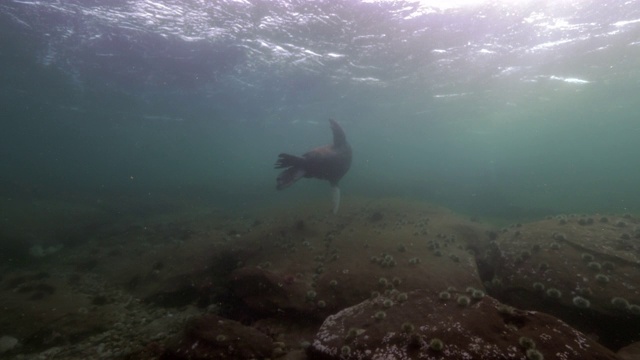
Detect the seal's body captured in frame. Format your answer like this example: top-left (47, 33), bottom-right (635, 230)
top-left (274, 119), bottom-right (352, 213)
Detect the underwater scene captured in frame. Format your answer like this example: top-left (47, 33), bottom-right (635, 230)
top-left (1, 0), bottom-right (640, 359)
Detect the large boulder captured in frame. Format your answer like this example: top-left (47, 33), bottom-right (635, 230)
top-left (481, 214), bottom-right (640, 349)
top-left (308, 288), bottom-right (619, 360)
top-left (228, 199), bottom-right (491, 323)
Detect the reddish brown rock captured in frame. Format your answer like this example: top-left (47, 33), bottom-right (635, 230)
top-left (307, 288), bottom-right (620, 360)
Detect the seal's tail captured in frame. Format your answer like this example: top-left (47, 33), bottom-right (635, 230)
top-left (275, 153), bottom-right (306, 190)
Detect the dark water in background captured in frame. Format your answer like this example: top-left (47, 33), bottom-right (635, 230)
top-left (2, 0), bottom-right (640, 250)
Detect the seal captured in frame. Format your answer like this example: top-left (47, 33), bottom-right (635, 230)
top-left (274, 119), bottom-right (352, 214)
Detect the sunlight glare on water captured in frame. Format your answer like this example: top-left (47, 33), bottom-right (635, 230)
top-left (371, 0), bottom-right (568, 10)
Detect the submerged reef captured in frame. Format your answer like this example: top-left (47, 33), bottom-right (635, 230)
top-left (0, 199), bottom-right (635, 359)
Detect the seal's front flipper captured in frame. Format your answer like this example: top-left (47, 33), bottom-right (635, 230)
top-left (331, 186), bottom-right (341, 214)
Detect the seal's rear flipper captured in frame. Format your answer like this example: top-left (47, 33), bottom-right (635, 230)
top-left (275, 153), bottom-right (305, 169)
top-left (275, 153), bottom-right (307, 190)
top-left (277, 167), bottom-right (305, 190)
top-left (331, 186), bottom-right (341, 214)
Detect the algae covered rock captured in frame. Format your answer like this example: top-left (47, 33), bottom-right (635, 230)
top-left (483, 215), bottom-right (640, 349)
top-left (228, 200), bottom-right (489, 321)
top-left (307, 288), bottom-right (619, 360)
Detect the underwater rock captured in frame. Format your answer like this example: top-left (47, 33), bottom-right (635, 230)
top-left (88, 232), bottom-right (239, 310)
top-left (28, 244), bottom-right (64, 258)
top-left (483, 215), bottom-right (640, 350)
top-left (230, 266), bottom-right (312, 316)
top-left (0, 336), bottom-right (19, 354)
top-left (228, 206), bottom-right (488, 322)
top-left (307, 289), bottom-right (619, 360)
top-left (618, 341), bottom-right (640, 360)
top-left (162, 314), bottom-right (273, 359)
